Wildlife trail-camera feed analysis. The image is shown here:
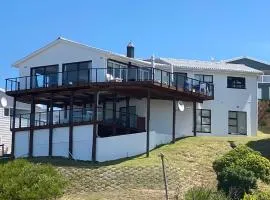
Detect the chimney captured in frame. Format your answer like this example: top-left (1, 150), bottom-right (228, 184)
top-left (127, 42), bottom-right (134, 58)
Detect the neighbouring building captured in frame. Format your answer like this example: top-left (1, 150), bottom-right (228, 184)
top-left (225, 57), bottom-right (270, 100)
top-left (5, 38), bottom-right (262, 162)
top-left (0, 89), bottom-right (31, 154)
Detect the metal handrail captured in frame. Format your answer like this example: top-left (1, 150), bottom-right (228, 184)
top-left (11, 107), bottom-right (141, 129)
top-left (5, 67), bottom-right (214, 98)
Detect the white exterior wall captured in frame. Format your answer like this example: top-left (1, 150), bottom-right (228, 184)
top-left (96, 131), bottom-right (171, 162)
top-left (186, 71), bottom-right (257, 136)
top-left (52, 127), bottom-right (69, 157)
top-left (73, 125), bottom-right (93, 161)
top-left (124, 99), bottom-right (194, 138)
top-left (33, 129), bottom-right (49, 156)
top-left (14, 131), bottom-right (29, 158)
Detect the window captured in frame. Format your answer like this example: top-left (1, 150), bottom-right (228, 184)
top-left (194, 74), bottom-right (213, 83)
top-left (119, 106), bottom-right (136, 128)
top-left (174, 73), bottom-right (187, 88)
top-left (63, 61), bottom-right (92, 85)
top-left (31, 65), bottom-right (59, 88)
top-left (107, 60), bottom-right (128, 80)
top-left (258, 88), bottom-right (262, 99)
top-left (4, 108), bottom-right (31, 117)
top-left (4, 108), bottom-right (9, 116)
top-left (227, 76), bottom-right (246, 89)
top-left (196, 109), bottom-right (211, 133)
top-left (228, 111), bottom-right (247, 135)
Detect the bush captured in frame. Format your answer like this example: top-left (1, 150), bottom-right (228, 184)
top-left (184, 186), bottom-right (229, 200)
top-left (243, 191), bottom-right (270, 200)
top-left (216, 165), bottom-right (257, 198)
top-left (213, 145), bottom-right (270, 183)
top-left (0, 159), bottom-right (66, 200)
top-left (266, 108), bottom-right (270, 113)
top-left (259, 120), bottom-right (267, 127)
top-left (213, 145), bottom-right (270, 199)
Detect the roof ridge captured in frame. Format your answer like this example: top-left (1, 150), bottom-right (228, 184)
top-left (160, 57), bottom-right (243, 65)
top-left (158, 57), bottom-right (262, 75)
top-left (222, 56), bottom-right (270, 66)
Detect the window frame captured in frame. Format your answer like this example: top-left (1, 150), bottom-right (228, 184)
top-left (62, 60), bottom-right (92, 85)
top-left (107, 60), bottom-right (129, 80)
top-left (30, 64), bottom-right (59, 88)
top-left (227, 76), bottom-right (246, 89)
top-left (196, 109), bottom-right (211, 133)
top-left (3, 108), bottom-right (10, 117)
top-left (119, 106), bottom-right (136, 127)
top-left (228, 111), bottom-right (247, 135)
top-left (194, 74), bottom-right (213, 83)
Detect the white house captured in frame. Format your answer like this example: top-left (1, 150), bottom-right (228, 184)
top-left (5, 37), bottom-right (262, 162)
top-left (0, 89), bottom-right (31, 154)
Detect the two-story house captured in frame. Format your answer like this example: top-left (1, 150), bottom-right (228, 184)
top-left (5, 37), bottom-right (261, 162)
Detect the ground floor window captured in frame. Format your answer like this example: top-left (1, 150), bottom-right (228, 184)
top-left (228, 111), bottom-right (247, 135)
top-left (119, 106), bottom-right (136, 128)
top-left (196, 109), bottom-right (211, 133)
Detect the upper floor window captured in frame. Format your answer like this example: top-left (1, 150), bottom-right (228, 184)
top-left (227, 76), bottom-right (246, 89)
top-left (62, 61), bottom-right (92, 85)
top-left (107, 60), bottom-right (128, 80)
top-left (194, 74), bottom-right (213, 83)
top-left (31, 65), bottom-right (59, 88)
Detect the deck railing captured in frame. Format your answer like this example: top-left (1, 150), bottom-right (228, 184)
top-left (258, 75), bottom-right (270, 83)
top-left (6, 67), bottom-right (214, 98)
top-left (11, 107), bottom-right (140, 130)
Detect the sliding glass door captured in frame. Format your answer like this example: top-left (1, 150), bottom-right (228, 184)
top-left (31, 65), bottom-right (59, 88)
top-left (62, 61), bottom-right (92, 86)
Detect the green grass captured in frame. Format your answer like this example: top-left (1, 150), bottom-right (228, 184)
top-left (3, 133), bottom-right (270, 200)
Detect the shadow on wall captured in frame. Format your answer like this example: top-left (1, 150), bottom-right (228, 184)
top-left (247, 139), bottom-right (270, 159)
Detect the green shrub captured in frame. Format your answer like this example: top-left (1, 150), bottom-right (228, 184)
top-left (243, 191), bottom-right (270, 200)
top-left (0, 159), bottom-right (66, 200)
top-left (213, 145), bottom-right (270, 199)
top-left (216, 165), bottom-right (257, 198)
top-left (213, 145), bottom-right (270, 183)
top-left (259, 120), bottom-right (267, 127)
top-left (266, 108), bottom-right (270, 113)
top-left (184, 186), bottom-right (229, 200)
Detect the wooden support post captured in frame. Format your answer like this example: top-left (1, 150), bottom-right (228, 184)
top-left (48, 94), bottom-right (53, 156)
top-left (160, 153), bottom-right (169, 200)
top-left (92, 91), bottom-right (98, 162)
top-left (146, 89), bottom-right (150, 157)
top-left (64, 105), bottom-right (68, 118)
top-left (126, 96), bottom-right (130, 128)
top-left (11, 96), bottom-right (17, 158)
top-left (112, 92), bottom-right (117, 135)
top-left (172, 97), bottom-right (176, 143)
top-left (29, 95), bottom-right (35, 157)
top-left (102, 101), bottom-right (106, 121)
top-left (69, 92), bottom-right (74, 158)
top-left (193, 101), bottom-right (197, 136)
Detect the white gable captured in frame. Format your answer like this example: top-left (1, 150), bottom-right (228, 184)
top-left (17, 40), bottom-right (108, 77)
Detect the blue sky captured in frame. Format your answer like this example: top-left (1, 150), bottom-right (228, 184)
top-left (0, 0), bottom-right (270, 87)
